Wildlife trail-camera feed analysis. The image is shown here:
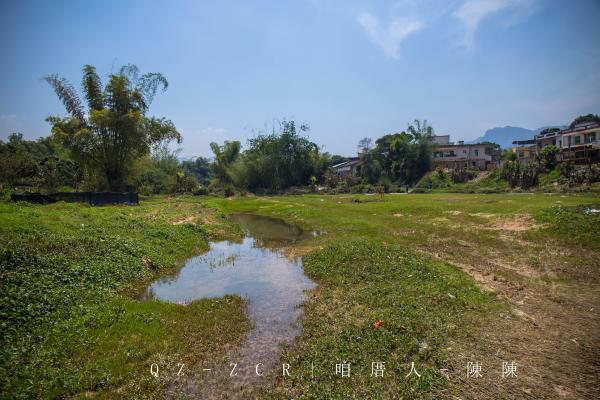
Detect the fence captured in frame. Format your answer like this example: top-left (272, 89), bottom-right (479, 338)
top-left (11, 192), bottom-right (139, 205)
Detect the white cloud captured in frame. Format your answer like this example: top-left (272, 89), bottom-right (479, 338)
top-left (0, 114), bottom-right (17, 121)
top-left (358, 12), bottom-right (423, 58)
top-left (200, 127), bottom-right (227, 136)
top-left (453, 0), bottom-right (534, 48)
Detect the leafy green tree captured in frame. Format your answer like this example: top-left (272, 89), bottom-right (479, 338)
top-left (539, 127), bottom-right (561, 135)
top-left (181, 157), bottom-right (212, 185)
top-left (209, 140), bottom-right (241, 183)
top-left (501, 160), bottom-right (521, 188)
top-left (537, 145), bottom-right (560, 170)
top-left (0, 134), bottom-right (38, 187)
top-left (0, 132), bottom-right (81, 190)
top-left (44, 64), bottom-right (181, 191)
top-left (569, 114), bottom-right (600, 128)
top-left (132, 145), bottom-right (201, 194)
top-left (357, 150), bottom-right (383, 184)
top-left (520, 162), bottom-right (539, 189)
top-left (502, 148), bottom-right (517, 161)
top-left (361, 120), bottom-right (433, 185)
top-left (482, 141), bottom-right (502, 161)
top-left (311, 151), bottom-right (331, 183)
top-left (407, 120), bottom-right (434, 180)
top-left (501, 160), bottom-right (538, 188)
top-left (36, 156), bottom-right (81, 191)
top-left (372, 132), bottom-right (412, 182)
top-left (407, 119), bottom-right (434, 138)
top-left (175, 171), bottom-right (199, 193)
top-left (228, 120), bottom-right (320, 191)
top-left (150, 144), bottom-right (181, 176)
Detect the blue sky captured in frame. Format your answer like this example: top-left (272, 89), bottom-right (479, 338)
top-left (1, 0), bottom-right (599, 157)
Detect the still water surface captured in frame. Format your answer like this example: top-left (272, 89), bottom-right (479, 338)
top-left (145, 213), bottom-right (316, 397)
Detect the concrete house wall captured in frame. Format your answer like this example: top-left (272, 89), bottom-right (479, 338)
top-left (432, 143), bottom-right (492, 170)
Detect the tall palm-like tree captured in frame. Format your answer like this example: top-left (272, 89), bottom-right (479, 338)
top-left (45, 64), bottom-right (181, 191)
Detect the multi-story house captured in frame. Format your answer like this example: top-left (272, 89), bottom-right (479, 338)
top-left (511, 140), bottom-right (537, 164)
top-left (559, 122), bottom-right (600, 163)
top-left (512, 122), bottom-right (600, 164)
top-left (432, 140), bottom-right (493, 170)
top-left (536, 129), bottom-right (563, 150)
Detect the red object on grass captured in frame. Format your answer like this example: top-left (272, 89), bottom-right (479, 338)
top-left (373, 320), bottom-right (384, 329)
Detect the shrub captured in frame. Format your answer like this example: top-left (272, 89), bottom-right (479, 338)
top-left (223, 183), bottom-right (235, 197)
top-left (500, 161), bottom-right (539, 189)
top-left (451, 168), bottom-right (478, 183)
top-left (537, 145), bottom-right (560, 170)
top-left (558, 163), bottom-right (600, 186)
top-left (193, 186), bottom-right (209, 196)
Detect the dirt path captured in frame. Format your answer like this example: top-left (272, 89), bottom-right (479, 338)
top-left (423, 232), bottom-right (600, 399)
top-left (468, 170), bottom-right (492, 184)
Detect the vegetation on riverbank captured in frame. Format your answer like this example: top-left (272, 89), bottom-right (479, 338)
top-left (414, 165), bottom-right (600, 194)
top-left (0, 199), bottom-right (247, 399)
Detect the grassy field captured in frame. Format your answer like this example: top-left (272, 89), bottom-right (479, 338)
top-left (1, 193), bottom-right (599, 399)
top-left (0, 198), bottom-right (248, 399)
top-left (204, 193), bottom-right (600, 399)
top-left (205, 192), bottom-right (600, 279)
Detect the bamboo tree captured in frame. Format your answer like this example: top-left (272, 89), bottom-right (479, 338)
top-left (44, 64), bottom-right (181, 191)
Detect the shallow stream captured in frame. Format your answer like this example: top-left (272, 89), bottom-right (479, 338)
top-left (144, 213), bottom-right (316, 397)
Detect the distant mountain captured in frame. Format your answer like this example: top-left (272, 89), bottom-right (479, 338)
top-left (467, 125), bottom-right (565, 149)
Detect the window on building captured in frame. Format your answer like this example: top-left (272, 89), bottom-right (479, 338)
top-left (585, 133), bottom-right (597, 143)
top-left (574, 136), bottom-right (581, 144)
top-left (518, 151), bottom-right (524, 158)
top-left (474, 149), bottom-right (479, 156)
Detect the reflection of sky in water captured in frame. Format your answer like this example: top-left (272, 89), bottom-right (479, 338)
top-left (146, 214), bottom-right (316, 397)
top-left (148, 237), bottom-right (313, 311)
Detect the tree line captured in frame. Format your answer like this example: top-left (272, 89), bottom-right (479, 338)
top-left (6, 64), bottom-right (594, 196)
top-left (1, 64), bottom-right (442, 196)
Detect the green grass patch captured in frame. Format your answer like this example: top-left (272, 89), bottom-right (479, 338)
top-left (531, 202), bottom-right (600, 251)
top-left (0, 199), bottom-right (248, 399)
top-left (266, 239), bottom-right (499, 398)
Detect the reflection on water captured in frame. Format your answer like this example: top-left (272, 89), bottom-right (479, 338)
top-left (145, 213), bottom-right (315, 398)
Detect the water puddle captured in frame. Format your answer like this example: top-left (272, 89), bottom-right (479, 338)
top-left (144, 213), bottom-right (316, 398)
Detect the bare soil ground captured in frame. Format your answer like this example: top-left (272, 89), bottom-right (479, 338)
top-left (421, 222), bottom-right (600, 399)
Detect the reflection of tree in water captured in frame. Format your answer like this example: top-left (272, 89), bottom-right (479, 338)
top-left (230, 213), bottom-right (305, 248)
